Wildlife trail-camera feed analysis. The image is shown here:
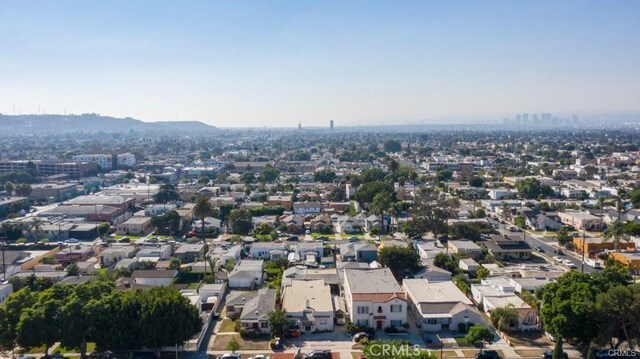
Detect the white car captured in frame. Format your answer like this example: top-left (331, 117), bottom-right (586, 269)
top-left (249, 356), bottom-right (270, 359)
top-left (552, 256), bottom-right (562, 262)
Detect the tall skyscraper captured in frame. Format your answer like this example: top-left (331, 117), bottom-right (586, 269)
top-left (330, 120), bottom-right (334, 131)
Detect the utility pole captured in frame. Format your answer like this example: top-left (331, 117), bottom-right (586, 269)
top-left (581, 229), bottom-right (586, 273)
top-left (1, 236), bottom-right (6, 282)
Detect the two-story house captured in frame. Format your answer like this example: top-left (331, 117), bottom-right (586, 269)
top-left (344, 268), bottom-right (407, 330)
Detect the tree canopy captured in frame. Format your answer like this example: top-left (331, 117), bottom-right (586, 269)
top-left (378, 245), bottom-right (421, 280)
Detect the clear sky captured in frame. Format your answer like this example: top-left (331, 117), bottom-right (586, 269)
top-left (1, 0), bottom-right (639, 127)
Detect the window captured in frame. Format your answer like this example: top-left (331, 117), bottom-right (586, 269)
top-left (357, 319), bottom-right (369, 327)
top-left (426, 318), bottom-right (438, 325)
top-left (357, 306), bottom-right (369, 314)
top-left (390, 320), bottom-right (402, 327)
top-left (261, 322), bottom-right (269, 328)
top-left (319, 319), bottom-right (327, 325)
top-left (390, 304), bottom-right (402, 312)
top-left (377, 306), bottom-right (383, 313)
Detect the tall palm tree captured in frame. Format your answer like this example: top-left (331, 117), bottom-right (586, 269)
top-left (370, 192), bottom-right (391, 235)
top-left (27, 218), bottom-right (43, 241)
top-left (193, 196), bottom-right (213, 273)
top-left (603, 220), bottom-right (629, 252)
top-left (490, 304), bottom-right (519, 333)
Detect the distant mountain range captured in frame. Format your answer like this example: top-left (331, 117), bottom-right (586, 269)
top-left (0, 114), bottom-right (220, 134)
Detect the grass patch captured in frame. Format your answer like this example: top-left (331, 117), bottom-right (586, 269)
top-left (54, 343), bottom-right (96, 354)
top-left (218, 318), bottom-right (237, 333)
top-left (516, 349), bottom-right (546, 357)
top-left (210, 334), bottom-right (269, 351)
top-left (454, 337), bottom-right (472, 347)
top-left (462, 349), bottom-right (480, 357)
top-left (25, 345), bottom-right (47, 354)
top-left (429, 350), bottom-right (460, 358)
top-left (187, 281), bottom-right (202, 290)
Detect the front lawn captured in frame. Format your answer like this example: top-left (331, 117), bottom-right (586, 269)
top-left (218, 318), bottom-right (237, 333)
top-left (210, 334), bottom-right (270, 351)
top-left (454, 337), bottom-right (473, 347)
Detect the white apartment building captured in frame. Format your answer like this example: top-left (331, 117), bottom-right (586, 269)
top-left (72, 153), bottom-right (136, 170)
top-left (344, 268), bottom-right (407, 330)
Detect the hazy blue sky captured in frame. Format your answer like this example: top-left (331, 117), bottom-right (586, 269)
top-left (1, 1), bottom-right (639, 127)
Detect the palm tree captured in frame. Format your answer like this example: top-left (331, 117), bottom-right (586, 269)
top-left (27, 218), bottom-right (43, 241)
top-left (370, 192), bottom-right (391, 235)
top-left (490, 304), bottom-right (519, 333)
top-left (193, 196), bottom-right (213, 273)
top-left (603, 220), bottom-right (629, 252)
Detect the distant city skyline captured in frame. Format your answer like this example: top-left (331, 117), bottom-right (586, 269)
top-left (1, 0), bottom-right (639, 127)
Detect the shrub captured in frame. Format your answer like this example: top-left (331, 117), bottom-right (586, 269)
top-left (384, 326), bottom-right (399, 334)
top-left (233, 319), bottom-right (241, 332)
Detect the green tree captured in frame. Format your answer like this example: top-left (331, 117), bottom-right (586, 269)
top-left (553, 335), bottom-right (564, 359)
top-left (408, 187), bottom-right (455, 238)
top-left (436, 169), bottom-right (453, 182)
top-left (593, 284), bottom-right (640, 348)
top-left (153, 183), bottom-right (180, 204)
top-left (66, 263), bottom-right (79, 276)
top-left (169, 257), bottom-right (182, 271)
top-left (0, 288), bottom-right (37, 354)
top-left (476, 266), bottom-right (490, 279)
top-left (355, 181), bottom-right (394, 205)
top-left (515, 178), bottom-right (553, 199)
top-left (490, 304), bottom-right (519, 333)
top-left (314, 170), bottom-right (336, 183)
top-left (267, 309), bottom-right (288, 337)
top-left (226, 337), bottom-right (241, 352)
top-left (465, 325), bottom-right (494, 346)
top-left (17, 285), bottom-right (73, 357)
top-left (228, 209), bottom-right (253, 235)
top-left (370, 192), bottom-right (392, 234)
top-left (258, 166), bottom-right (279, 183)
top-left (378, 245), bottom-right (421, 280)
top-left (603, 221), bottom-right (630, 252)
top-left (193, 196), bottom-right (213, 272)
top-left (383, 140), bottom-right (401, 153)
top-left (556, 227), bottom-right (572, 247)
top-left (59, 281), bottom-right (114, 358)
top-left (514, 215), bottom-right (527, 230)
top-left (254, 222), bottom-right (277, 241)
top-left (97, 222), bottom-right (110, 238)
top-left (26, 218), bottom-right (43, 241)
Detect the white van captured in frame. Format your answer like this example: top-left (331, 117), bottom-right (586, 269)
top-left (585, 258), bottom-right (602, 269)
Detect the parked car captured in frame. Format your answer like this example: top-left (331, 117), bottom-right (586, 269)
top-left (287, 236), bottom-right (299, 242)
top-left (249, 355), bottom-right (271, 359)
top-left (352, 332), bottom-right (371, 342)
top-left (541, 351), bottom-right (568, 359)
top-left (316, 235), bottom-right (328, 240)
top-left (475, 350), bottom-right (501, 359)
top-left (218, 354), bottom-right (241, 359)
top-left (348, 236), bottom-right (358, 242)
top-left (553, 248), bottom-right (565, 255)
top-left (304, 351), bottom-right (332, 359)
top-left (534, 246), bottom-right (545, 252)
